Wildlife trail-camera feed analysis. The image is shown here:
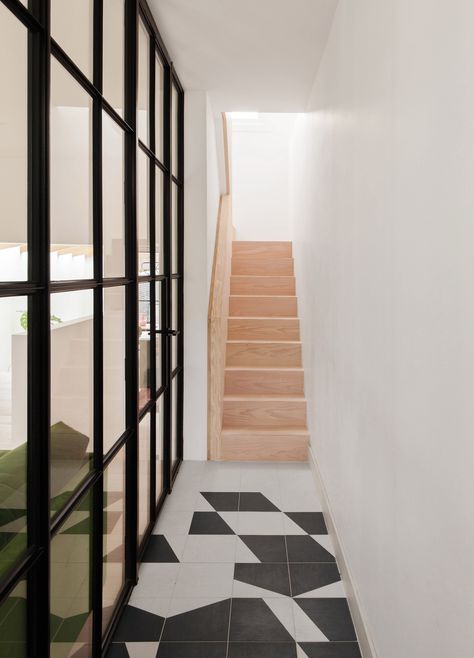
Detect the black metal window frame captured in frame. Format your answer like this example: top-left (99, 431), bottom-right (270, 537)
top-left (0, 0), bottom-right (185, 656)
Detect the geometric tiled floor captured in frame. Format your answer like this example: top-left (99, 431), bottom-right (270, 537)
top-left (107, 461), bottom-right (362, 658)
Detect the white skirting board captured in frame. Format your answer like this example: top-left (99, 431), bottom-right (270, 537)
top-left (308, 446), bottom-right (378, 658)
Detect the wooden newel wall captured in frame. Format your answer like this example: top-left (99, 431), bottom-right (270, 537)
top-left (208, 114), bottom-right (233, 459)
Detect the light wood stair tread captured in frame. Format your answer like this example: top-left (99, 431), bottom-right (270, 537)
top-left (225, 366), bottom-right (303, 372)
top-left (223, 394), bottom-right (305, 401)
top-left (221, 428), bottom-right (309, 436)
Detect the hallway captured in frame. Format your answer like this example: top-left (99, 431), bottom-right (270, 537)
top-left (107, 461), bottom-right (361, 657)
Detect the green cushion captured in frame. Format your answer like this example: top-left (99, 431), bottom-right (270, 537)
top-left (50, 422), bottom-right (89, 460)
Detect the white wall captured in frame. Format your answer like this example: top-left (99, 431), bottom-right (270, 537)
top-left (183, 91), bottom-right (222, 459)
top-left (232, 114), bottom-right (297, 241)
top-left (290, 2), bottom-right (474, 657)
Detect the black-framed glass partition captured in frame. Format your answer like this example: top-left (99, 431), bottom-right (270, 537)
top-left (0, 0), bottom-right (184, 656)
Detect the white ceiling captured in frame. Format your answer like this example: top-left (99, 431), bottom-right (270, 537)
top-left (149, 0), bottom-right (339, 112)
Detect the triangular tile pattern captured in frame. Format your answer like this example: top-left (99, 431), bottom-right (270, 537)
top-left (107, 479), bottom-right (361, 658)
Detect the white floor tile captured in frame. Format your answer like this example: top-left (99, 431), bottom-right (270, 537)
top-left (235, 537), bottom-right (260, 563)
top-left (264, 597), bottom-right (295, 637)
top-left (133, 564), bottom-right (180, 598)
top-left (294, 580), bottom-right (347, 599)
top-left (236, 512), bottom-right (286, 535)
top-left (125, 643), bottom-right (160, 658)
top-left (173, 563), bottom-right (234, 598)
top-left (153, 508), bottom-right (194, 535)
top-left (232, 579), bottom-right (288, 599)
top-left (181, 535), bottom-right (237, 563)
top-left (167, 596), bottom-right (229, 617)
top-left (292, 600), bottom-right (329, 641)
top-left (126, 595), bottom-right (172, 618)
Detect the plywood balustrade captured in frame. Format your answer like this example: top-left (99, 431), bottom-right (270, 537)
top-left (208, 194), bottom-right (233, 459)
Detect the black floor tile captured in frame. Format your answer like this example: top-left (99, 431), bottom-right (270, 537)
top-left (105, 643), bottom-right (129, 658)
top-left (239, 493), bottom-right (280, 512)
top-left (161, 599), bottom-right (231, 642)
top-left (113, 605), bottom-right (164, 641)
top-left (157, 642), bottom-right (227, 657)
top-left (228, 642), bottom-right (297, 657)
top-left (234, 563), bottom-right (291, 596)
top-left (290, 563), bottom-right (340, 596)
top-left (229, 599), bottom-right (294, 642)
top-left (299, 642), bottom-right (362, 657)
top-left (286, 536), bottom-right (335, 563)
top-left (239, 535), bottom-right (287, 563)
top-left (189, 512), bottom-right (235, 535)
top-left (142, 535), bottom-right (179, 563)
top-left (285, 513), bottom-right (327, 534)
top-left (295, 599), bottom-right (357, 641)
top-left (201, 492), bottom-right (239, 511)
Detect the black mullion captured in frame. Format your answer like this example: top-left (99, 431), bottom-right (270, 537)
top-left (92, 0), bottom-right (104, 654)
top-left (27, 0), bottom-right (50, 655)
top-left (102, 99), bottom-right (134, 134)
top-left (51, 39), bottom-right (99, 100)
top-left (1, 0), bottom-right (42, 31)
top-left (124, 0), bottom-right (139, 586)
top-left (138, 139), bottom-right (168, 173)
top-left (50, 279), bottom-right (98, 292)
top-left (162, 60), bottom-right (172, 493)
top-left (0, 283), bottom-right (43, 297)
top-left (148, 38), bottom-right (157, 524)
top-left (176, 89), bottom-right (184, 463)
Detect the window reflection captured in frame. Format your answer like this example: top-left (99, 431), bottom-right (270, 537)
top-left (50, 491), bottom-right (93, 658)
top-left (104, 287), bottom-right (126, 452)
top-left (0, 5), bottom-right (28, 281)
top-left (50, 290), bottom-right (93, 513)
top-left (138, 283), bottom-right (151, 410)
top-left (0, 579), bottom-right (27, 657)
top-left (103, 448), bottom-right (125, 632)
top-left (138, 415), bottom-right (150, 545)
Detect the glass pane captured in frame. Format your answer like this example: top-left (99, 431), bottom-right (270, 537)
top-left (51, 0), bottom-right (93, 78)
top-left (104, 287), bottom-right (126, 452)
top-left (138, 283), bottom-right (151, 411)
top-left (0, 579), bottom-right (27, 657)
top-left (103, 0), bottom-right (125, 116)
top-left (155, 282), bottom-right (162, 390)
top-left (155, 55), bottom-right (164, 161)
top-left (137, 150), bottom-right (150, 276)
top-left (155, 397), bottom-right (164, 501)
top-left (103, 112), bottom-right (125, 278)
top-left (171, 377), bottom-right (178, 468)
top-left (50, 491), bottom-right (92, 658)
top-left (171, 279), bottom-right (178, 371)
top-left (137, 19), bottom-right (149, 145)
top-left (155, 168), bottom-right (163, 274)
top-left (171, 84), bottom-right (179, 177)
top-left (103, 448), bottom-right (125, 632)
top-left (138, 414), bottom-right (150, 545)
top-left (0, 296), bottom-right (27, 578)
top-left (50, 59), bottom-right (93, 281)
top-left (0, 6), bottom-right (27, 281)
top-left (50, 290), bottom-right (93, 512)
top-left (171, 183), bottom-right (178, 273)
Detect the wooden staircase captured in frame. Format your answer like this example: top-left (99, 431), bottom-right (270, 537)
top-left (220, 241), bottom-right (309, 461)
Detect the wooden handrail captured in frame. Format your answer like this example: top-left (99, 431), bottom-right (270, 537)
top-left (208, 114), bottom-right (233, 459)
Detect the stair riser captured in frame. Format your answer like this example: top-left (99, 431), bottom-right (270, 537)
top-left (229, 296), bottom-right (297, 318)
top-left (232, 258), bottom-right (294, 276)
top-left (223, 400), bottom-right (307, 430)
top-left (221, 434), bottom-right (308, 461)
top-left (230, 276), bottom-right (296, 296)
top-left (228, 318), bottom-right (300, 341)
top-left (232, 241), bottom-right (292, 259)
top-left (226, 342), bottom-right (302, 367)
top-left (225, 369), bottom-right (304, 396)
